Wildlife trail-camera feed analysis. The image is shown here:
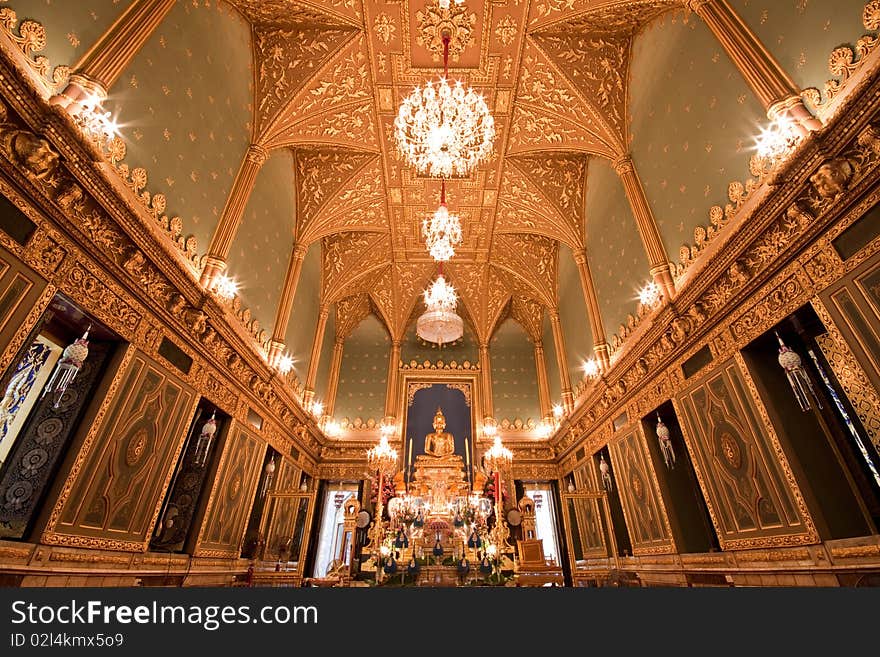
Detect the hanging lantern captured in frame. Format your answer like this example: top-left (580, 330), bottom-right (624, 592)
top-left (599, 454), bottom-right (613, 492)
top-left (193, 411), bottom-right (217, 467)
top-left (261, 455), bottom-right (276, 498)
top-left (775, 331), bottom-right (821, 412)
top-left (41, 327), bottom-right (90, 409)
top-left (656, 413), bottom-right (675, 469)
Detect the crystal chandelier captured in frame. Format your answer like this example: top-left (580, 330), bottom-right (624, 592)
top-left (437, 0), bottom-right (464, 9)
top-left (394, 24), bottom-right (494, 178)
top-left (417, 274), bottom-right (463, 345)
top-left (423, 182), bottom-right (462, 261)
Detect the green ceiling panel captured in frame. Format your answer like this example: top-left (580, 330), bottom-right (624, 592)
top-left (284, 243), bottom-right (321, 384)
top-left (629, 10), bottom-right (765, 263)
top-left (228, 149), bottom-right (295, 336)
top-left (558, 244), bottom-right (593, 390)
top-left (104, 0), bottom-right (253, 254)
top-left (584, 158), bottom-right (648, 342)
top-left (729, 0), bottom-right (868, 94)
top-left (13, 0), bottom-right (127, 73)
top-left (491, 318), bottom-right (540, 426)
top-left (335, 314), bottom-right (389, 424)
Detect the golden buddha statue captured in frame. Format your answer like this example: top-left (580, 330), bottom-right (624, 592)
top-left (424, 407), bottom-right (455, 458)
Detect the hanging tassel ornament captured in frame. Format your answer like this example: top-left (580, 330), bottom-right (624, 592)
top-left (656, 413), bottom-right (675, 469)
top-left (193, 411), bottom-right (217, 467)
top-left (599, 454), bottom-right (613, 492)
top-left (42, 326), bottom-right (90, 408)
top-left (261, 455), bottom-right (276, 498)
top-left (775, 331), bottom-right (821, 412)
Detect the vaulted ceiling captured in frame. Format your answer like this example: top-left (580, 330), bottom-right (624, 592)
top-left (19, 0), bottom-right (868, 367)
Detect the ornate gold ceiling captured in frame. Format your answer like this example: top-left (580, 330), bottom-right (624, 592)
top-left (224, 0), bottom-right (685, 343)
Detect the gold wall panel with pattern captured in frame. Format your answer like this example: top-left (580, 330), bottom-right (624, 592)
top-left (608, 425), bottom-right (676, 555)
top-left (0, 243), bottom-right (49, 374)
top-left (193, 420), bottom-right (266, 558)
top-left (675, 358), bottom-right (817, 550)
top-left (48, 350), bottom-right (196, 551)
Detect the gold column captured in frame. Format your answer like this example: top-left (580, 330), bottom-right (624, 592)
top-left (534, 341), bottom-right (552, 419)
top-left (686, 0), bottom-right (821, 134)
top-left (573, 248), bottom-right (611, 372)
top-left (325, 337), bottom-right (345, 417)
top-left (302, 303), bottom-right (331, 407)
top-left (612, 155), bottom-right (676, 301)
top-left (267, 242), bottom-right (308, 367)
top-left (384, 340), bottom-right (402, 417)
top-left (549, 310), bottom-right (574, 413)
top-left (52, 0), bottom-right (177, 108)
top-left (200, 144), bottom-right (269, 288)
top-left (479, 342), bottom-right (494, 418)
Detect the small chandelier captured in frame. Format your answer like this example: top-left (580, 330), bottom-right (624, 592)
top-left (484, 436), bottom-right (512, 474)
top-left (417, 274), bottom-right (463, 345)
top-left (437, 0), bottom-right (464, 9)
top-left (394, 27), bottom-right (494, 178)
top-left (423, 182), bottom-right (462, 262)
top-left (367, 433), bottom-right (399, 477)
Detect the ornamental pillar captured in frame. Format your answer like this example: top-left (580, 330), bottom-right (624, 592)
top-left (612, 155), bottom-right (676, 301)
top-left (200, 144), bottom-right (269, 288)
top-left (267, 242), bottom-right (309, 367)
top-left (573, 248), bottom-right (611, 372)
top-left (52, 0), bottom-right (177, 109)
top-left (549, 311), bottom-right (574, 413)
top-left (534, 341), bottom-right (552, 418)
top-left (685, 0), bottom-right (821, 134)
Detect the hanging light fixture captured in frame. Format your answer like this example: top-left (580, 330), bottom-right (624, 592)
top-left (417, 273), bottom-right (463, 345)
top-left (423, 180), bottom-right (462, 261)
top-left (394, 20), bottom-right (494, 178)
top-left (655, 413), bottom-right (675, 469)
top-left (599, 454), bottom-right (613, 492)
top-left (193, 411), bottom-right (217, 467)
top-left (41, 327), bottom-right (90, 409)
top-left (437, 0), bottom-right (464, 9)
top-left (775, 331), bottom-right (821, 412)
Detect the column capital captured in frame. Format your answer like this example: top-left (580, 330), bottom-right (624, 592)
top-left (246, 143), bottom-right (270, 166)
top-left (292, 241), bottom-right (309, 259)
top-left (548, 309), bottom-right (561, 322)
top-left (391, 340), bottom-right (402, 350)
top-left (334, 336), bottom-right (346, 348)
top-left (683, 0), bottom-right (711, 13)
top-left (534, 340), bottom-right (544, 350)
top-left (318, 303), bottom-right (331, 320)
top-left (611, 154), bottom-right (634, 175)
top-left (572, 247), bottom-right (588, 265)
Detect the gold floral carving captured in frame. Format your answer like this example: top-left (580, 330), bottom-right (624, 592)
top-left (802, 2), bottom-right (880, 118)
top-left (511, 296), bottom-right (545, 344)
top-left (829, 544), bottom-right (880, 558)
top-left (373, 13), bottom-right (395, 45)
top-left (0, 8), bottom-right (69, 92)
top-left (491, 234), bottom-right (557, 307)
top-left (495, 15), bottom-right (517, 46)
top-left (336, 293), bottom-right (372, 341)
top-left (252, 25), bottom-right (356, 134)
top-left (296, 149), bottom-right (376, 233)
top-left (391, 262), bottom-right (435, 337)
top-left (814, 322), bottom-right (880, 452)
top-left (415, 1), bottom-right (476, 62)
top-left (407, 382), bottom-right (435, 408)
top-left (368, 264), bottom-right (394, 330)
top-left (292, 100), bottom-right (378, 151)
top-left (322, 232), bottom-right (391, 302)
top-left (446, 382), bottom-right (472, 408)
top-left (510, 153), bottom-right (587, 237)
top-left (400, 359), bottom-right (479, 372)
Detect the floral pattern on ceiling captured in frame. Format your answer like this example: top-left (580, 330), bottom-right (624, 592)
top-left (104, 0), bottom-right (253, 253)
top-left (628, 9), bottom-right (765, 260)
top-left (227, 148), bottom-right (296, 336)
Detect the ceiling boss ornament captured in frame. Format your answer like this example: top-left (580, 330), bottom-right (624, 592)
top-left (396, 1), bottom-right (494, 178)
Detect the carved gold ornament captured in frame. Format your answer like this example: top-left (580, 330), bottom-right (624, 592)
top-left (415, 1), bottom-right (475, 62)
